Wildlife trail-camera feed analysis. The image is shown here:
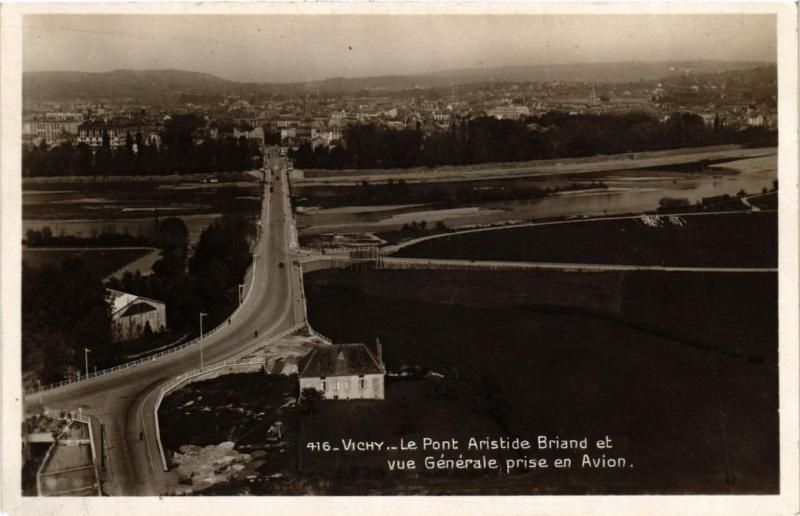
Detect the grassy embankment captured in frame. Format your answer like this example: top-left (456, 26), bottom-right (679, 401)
top-left (394, 211), bottom-right (777, 268)
top-left (299, 266), bottom-right (777, 494)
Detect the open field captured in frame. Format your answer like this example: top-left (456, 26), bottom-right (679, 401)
top-left (156, 264), bottom-right (777, 494)
top-left (394, 212), bottom-right (777, 268)
top-left (300, 267), bottom-right (777, 494)
top-left (22, 248), bottom-right (151, 277)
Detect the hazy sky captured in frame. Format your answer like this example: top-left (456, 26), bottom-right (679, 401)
top-left (23, 14), bottom-right (776, 83)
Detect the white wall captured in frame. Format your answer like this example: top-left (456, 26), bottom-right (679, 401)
top-left (299, 373), bottom-right (384, 400)
top-left (112, 302), bottom-right (166, 341)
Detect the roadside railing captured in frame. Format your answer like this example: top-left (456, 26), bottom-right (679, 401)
top-left (26, 198), bottom-right (264, 396)
top-left (282, 171), bottom-right (299, 250)
top-left (26, 309), bottom-right (236, 394)
top-left (152, 357), bottom-right (265, 471)
top-left (152, 321), bottom-right (305, 471)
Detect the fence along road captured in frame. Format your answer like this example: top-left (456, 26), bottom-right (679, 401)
top-left (23, 158), bottom-right (305, 495)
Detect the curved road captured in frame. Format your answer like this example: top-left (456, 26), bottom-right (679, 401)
top-left (25, 158), bottom-right (302, 495)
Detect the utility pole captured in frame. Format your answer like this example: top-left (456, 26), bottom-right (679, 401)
top-left (199, 312), bottom-right (208, 369)
top-left (36, 379), bottom-right (43, 411)
top-left (84, 348), bottom-right (91, 379)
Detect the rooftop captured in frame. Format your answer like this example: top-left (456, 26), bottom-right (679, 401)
top-left (121, 301), bottom-right (157, 318)
top-left (298, 343), bottom-right (383, 378)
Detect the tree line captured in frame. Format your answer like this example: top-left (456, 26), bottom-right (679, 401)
top-left (290, 112), bottom-right (778, 170)
top-left (25, 227), bottom-right (152, 248)
top-left (22, 113), bottom-right (262, 177)
top-left (22, 257), bottom-right (113, 385)
top-left (22, 215), bottom-right (255, 387)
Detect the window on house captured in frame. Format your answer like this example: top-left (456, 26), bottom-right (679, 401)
top-left (359, 376), bottom-right (366, 390)
top-left (321, 379), bottom-right (327, 391)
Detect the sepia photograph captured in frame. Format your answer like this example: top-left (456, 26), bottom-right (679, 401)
top-left (1, 3), bottom-right (798, 514)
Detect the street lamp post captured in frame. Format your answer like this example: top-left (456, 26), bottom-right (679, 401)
top-left (199, 312), bottom-right (208, 370)
top-left (84, 348), bottom-right (91, 379)
top-left (36, 379), bottom-right (43, 410)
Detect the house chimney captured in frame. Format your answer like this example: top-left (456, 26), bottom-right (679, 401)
top-left (375, 338), bottom-right (383, 364)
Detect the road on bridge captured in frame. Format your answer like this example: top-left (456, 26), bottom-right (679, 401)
top-left (24, 158), bottom-right (303, 495)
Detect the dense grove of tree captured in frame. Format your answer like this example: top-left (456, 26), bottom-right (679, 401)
top-left (291, 112), bottom-right (778, 170)
top-left (22, 258), bottom-right (113, 385)
top-left (106, 214), bottom-right (255, 339)
top-left (24, 226), bottom-right (151, 247)
top-left (23, 215), bottom-right (255, 386)
top-left (22, 114), bottom-right (262, 177)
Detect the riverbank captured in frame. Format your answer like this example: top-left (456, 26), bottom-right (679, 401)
top-left (295, 145), bottom-right (775, 186)
top-left (393, 211), bottom-right (777, 268)
top-left (293, 153), bottom-right (777, 238)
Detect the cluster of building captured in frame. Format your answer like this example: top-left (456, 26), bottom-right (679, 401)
top-left (104, 284), bottom-right (388, 401)
top-left (23, 75), bottom-right (777, 153)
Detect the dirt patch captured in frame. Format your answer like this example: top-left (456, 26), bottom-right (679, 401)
top-left (242, 332), bottom-right (328, 374)
top-left (158, 373), bottom-right (300, 494)
top-left (172, 442), bottom-right (252, 493)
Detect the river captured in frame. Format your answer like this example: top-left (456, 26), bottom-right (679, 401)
top-left (297, 154), bottom-right (777, 235)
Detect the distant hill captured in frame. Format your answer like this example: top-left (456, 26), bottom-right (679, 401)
top-left (310, 60), bottom-right (773, 91)
top-left (23, 61), bottom-right (774, 101)
top-left (23, 69), bottom-right (261, 102)
top-left (657, 64), bottom-right (777, 87)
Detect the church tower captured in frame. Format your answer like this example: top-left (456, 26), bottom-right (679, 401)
top-left (588, 83), bottom-right (597, 108)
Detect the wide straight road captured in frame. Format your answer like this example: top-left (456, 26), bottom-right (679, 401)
top-left (25, 158), bottom-right (303, 495)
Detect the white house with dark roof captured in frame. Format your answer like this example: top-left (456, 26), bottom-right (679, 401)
top-left (107, 289), bottom-right (166, 341)
top-left (298, 341), bottom-right (385, 400)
